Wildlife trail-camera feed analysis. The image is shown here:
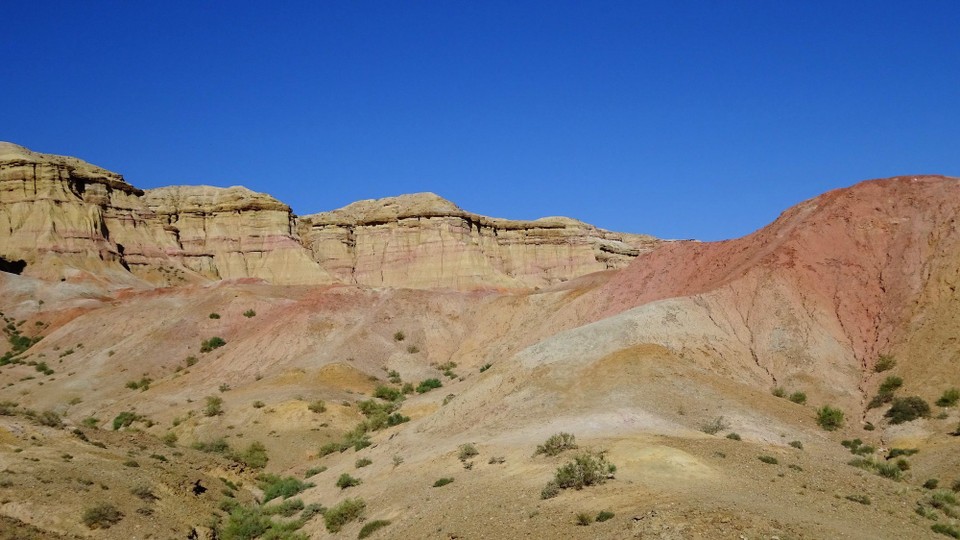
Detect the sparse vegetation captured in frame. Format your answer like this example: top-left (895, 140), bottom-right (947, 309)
top-left (112, 411), bottom-right (144, 430)
top-left (816, 405), bottom-right (844, 431)
top-left (535, 432), bottom-right (577, 456)
top-left (125, 377), bottom-right (153, 391)
top-left (259, 474), bottom-right (314, 502)
top-left (925, 479), bottom-right (940, 490)
top-left (758, 455), bottom-right (779, 465)
top-left (771, 387), bottom-right (786, 398)
top-left (82, 503), bottom-right (123, 529)
top-left (358, 519), bottom-right (391, 538)
top-left (480, 363), bottom-right (492, 372)
top-left (307, 400), bottom-right (326, 413)
top-left (699, 416), bottom-right (729, 435)
top-left (373, 385), bottom-right (402, 402)
top-left (243, 309), bottom-right (256, 318)
top-left (337, 473), bottom-right (362, 489)
top-left (209, 313), bottom-right (221, 319)
top-left (458, 443), bottom-right (479, 461)
top-left (433, 477), bottom-right (454, 487)
top-left (415, 378), bottom-right (442, 393)
top-left (205, 395), bottom-right (224, 416)
top-left (845, 494), bottom-right (871, 505)
top-left (596, 510), bottom-right (615, 522)
top-left (355, 458), bottom-right (372, 468)
top-left (788, 391), bottom-right (807, 404)
top-left (393, 331), bottom-right (405, 342)
top-left (885, 396), bottom-right (931, 424)
top-left (305, 466), bottom-right (327, 478)
top-left (552, 450), bottom-right (616, 491)
top-left (406, 344), bottom-right (419, 354)
top-left (789, 440), bottom-right (803, 449)
top-left (932, 523), bottom-right (960, 539)
top-left (937, 388), bottom-right (960, 407)
top-left (874, 354), bottom-right (896, 372)
top-left (726, 432), bottom-right (741, 441)
top-left (324, 498), bottom-right (365, 533)
top-left (234, 441), bottom-right (269, 469)
top-left (253, 400), bottom-right (265, 408)
top-left (200, 336), bottom-right (227, 353)
top-left (576, 512), bottom-right (592, 526)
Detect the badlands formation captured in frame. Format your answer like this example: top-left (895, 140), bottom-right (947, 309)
top-left (0, 143), bottom-right (959, 539)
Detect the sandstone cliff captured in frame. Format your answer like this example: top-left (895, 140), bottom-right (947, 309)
top-left (299, 193), bottom-right (659, 288)
top-left (0, 143), bottom-right (658, 288)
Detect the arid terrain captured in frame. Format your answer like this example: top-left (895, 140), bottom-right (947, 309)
top-left (1, 143), bottom-right (959, 539)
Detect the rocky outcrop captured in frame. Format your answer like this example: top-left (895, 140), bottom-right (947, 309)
top-left (0, 143), bottom-right (658, 288)
top-left (299, 193), bottom-right (659, 288)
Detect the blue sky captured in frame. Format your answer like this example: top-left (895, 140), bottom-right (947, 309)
top-left (3, 1), bottom-right (958, 240)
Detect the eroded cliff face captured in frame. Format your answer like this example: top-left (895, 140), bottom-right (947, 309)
top-left (0, 143), bottom-right (657, 288)
top-left (299, 193), bottom-right (659, 288)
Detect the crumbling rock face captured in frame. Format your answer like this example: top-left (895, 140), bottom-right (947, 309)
top-left (299, 193), bottom-right (660, 288)
top-left (0, 143), bottom-right (656, 288)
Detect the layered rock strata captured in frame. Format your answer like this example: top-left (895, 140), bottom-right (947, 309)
top-left (0, 143), bottom-right (657, 288)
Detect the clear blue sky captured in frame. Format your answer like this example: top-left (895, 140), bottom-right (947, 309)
top-left (3, 1), bottom-right (958, 240)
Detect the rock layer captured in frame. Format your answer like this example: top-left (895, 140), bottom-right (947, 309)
top-left (0, 143), bottom-right (657, 288)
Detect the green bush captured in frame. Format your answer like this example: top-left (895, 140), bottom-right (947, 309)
top-left (355, 458), bottom-right (372, 468)
top-left (233, 441), bottom-right (269, 469)
top-left (554, 451), bottom-right (615, 490)
top-left (358, 519), bottom-right (391, 538)
top-left (209, 313), bottom-right (221, 319)
top-left (304, 466), bottom-right (327, 478)
top-left (192, 438), bottom-right (231, 453)
top-left (433, 477), bottom-right (454, 487)
top-left (932, 523), bottom-right (960, 539)
top-left (874, 355), bottom-right (896, 372)
top-left (789, 440), bottom-right (803, 450)
top-left (373, 385), bottom-right (402, 402)
top-left (879, 376), bottom-right (903, 394)
top-left (816, 406), bottom-right (844, 431)
top-left (874, 461), bottom-right (903, 480)
top-left (937, 388), bottom-right (960, 407)
top-left (325, 498), bottom-right (366, 533)
top-left (415, 378), bottom-right (442, 393)
top-left (200, 336), bottom-right (226, 353)
top-left (596, 510), bottom-right (615, 522)
top-left (788, 391), bottom-right (807, 404)
top-left (458, 443), bottom-right (479, 461)
top-left (336, 473), bottom-right (361, 489)
top-left (243, 309), bottom-right (256, 318)
top-left (535, 432), bottom-right (577, 456)
top-left (258, 474), bottom-right (314, 502)
top-left (725, 433), bottom-right (741, 441)
top-left (82, 503), bottom-right (123, 529)
top-left (758, 455), bottom-right (778, 465)
top-left (204, 395), bottom-right (224, 417)
top-left (885, 396), bottom-right (931, 424)
top-left (540, 481), bottom-right (560, 499)
top-left (575, 512), bottom-right (592, 526)
top-left (924, 479), bottom-right (940, 490)
top-left (112, 411), bottom-right (143, 430)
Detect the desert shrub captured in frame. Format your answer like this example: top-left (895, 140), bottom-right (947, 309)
top-left (337, 473), bottom-right (362, 489)
top-left (845, 494), bottom-right (870, 505)
top-left (896, 458), bottom-right (911, 471)
top-left (788, 391), bottom-right (807, 404)
top-left (554, 451), bottom-right (615, 490)
top-left (131, 484), bottom-right (158, 502)
top-left (233, 441), bottom-right (269, 469)
top-left (874, 461), bottom-right (903, 480)
top-left (771, 387), bottom-right (786, 398)
top-left (433, 477), bottom-right (454, 487)
top-left (888, 448), bottom-right (918, 458)
top-left (393, 331), bottom-right (405, 342)
top-left (488, 456), bottom-right (506, 464)
top-left (373, 385), bottom-right (402, 402)
top-left (0, 401), bottom-right (18, 416)
top-left (415, 378), bottom-right (442, 393)
top-left (576, 512), bottom-right (592, 526)
top-left (125, 377), bottom-right (153, 391)
top-left (924, 479), bottom-right (940, 490)
top-left (595, 510), bottom-right (615, 522)
top-left (307, 400), bottom-right (326, 413)
top-left (262, 498), bottom-right (304, 517)
top-left (82, 503), bottom-right (123, 529)
top-left (938, 388), bottom-right (960, 407)
top-left (879, 376), bottom-right (903, 394)
top-left (325, 498), bottom-right (366, 533)
top-left (407, 345), bottom-right (420, 354)
top-left (253, 400), bottom-right (265, 409)
top-left (185, 356), bottom-right (198, 367)
top-left (535, 432), bottom-right (577, 456)
top-left (204, 395), bottom-right (224, 416)
top-left (209, 313), bottom-right (221, 319)
top-left (816, 406), bottom-right (844, 431)
top-left (401, 383), bottom-right (414, 394)
top-left (358, 519), bottom-right (391, 539)
top-left (885, 396), bottom-right (931, 424)
top-left (480, 363), bottom-right (492, 373)
top-left (112, 411), bottom-right (143, 430)
top-left (305, 466), bottom-right (327, 478)
top-left (192, 438), bottom-right (231, 454)
top-left (874, 355), bottom-right (896, 372)
top-left (758, 455), bottom-right (778, 465)
top-left (161, 432), bottom-right (178, 446)
top-left (243, 309), bottom-right (256, 318)
top-left (789, 440), bottom-right (803, 450)
top-left (458, 443), bottom-right (479, 461)
top-left (259, 474), bottom-right (314, 502)
top-left (952, 479), bottom-right (960, 493)
top-left (540, 481), bottom-right (560, 499)
top-left (931, 490), bottom-right (959, 508)
top-left (355, 458), bottom-right (372, 468)
top-left (200, 336), bottom-right (226, 353)
top-left (932, 523), bottom-right (960, 539)
top-left (699, 416), bottom-right (729, 435)
top-left (393, 455), bottom-right (404, 467)
top-left (726, 433), bottom-right (741, 441)
top-left (37, 410), bottom-right (62, 427)
top-left (219, 383), bottom-right (232, 393)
